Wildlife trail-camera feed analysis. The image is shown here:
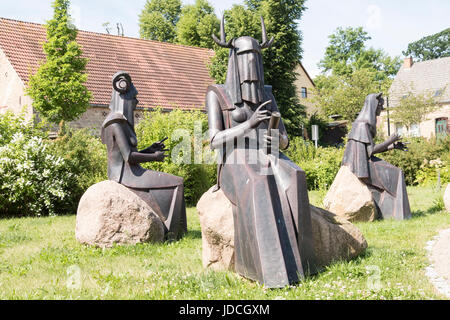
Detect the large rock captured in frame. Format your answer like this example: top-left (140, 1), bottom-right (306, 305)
top-left (197, 187), bottom-right (235, 271)
top-left (444, 184), bottom-right (450, 212)
top-left (323, 165), bottom-right (377, 222)
top-left (197, 186), bottom-right (367, 272)
top-left (76, 181), bottom-right (165, 248)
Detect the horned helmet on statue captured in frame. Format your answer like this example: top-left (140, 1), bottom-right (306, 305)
top-left (212, 16), bottom-right (275, 106)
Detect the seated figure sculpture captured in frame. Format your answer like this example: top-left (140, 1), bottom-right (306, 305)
top-left (206, 17), bottom-right (317, 288)
top-left (101, 71), bottom-right (187, 240)
top-left (341, 93), bottom-right (411, 220)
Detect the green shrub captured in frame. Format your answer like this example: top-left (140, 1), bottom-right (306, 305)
top-left (48, 126), bottom-right (107, 211)
top-left (0, 132), bottom-right (72, 216)
top-left (285, 137), bottom-right (344, 190)
top-left (135, 109), bottom-right (216, 205)
top-left (379, 137), bottom-right (450, 185)
top-left (0, 111), bottom-right (46, 146)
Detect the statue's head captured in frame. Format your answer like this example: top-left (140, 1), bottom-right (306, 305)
top-left (109, 71), bottom-right (139, 127)
top-left (212, 16), bottom-right (274, 105)
top-left (356, 93), bottom-right (384, 129)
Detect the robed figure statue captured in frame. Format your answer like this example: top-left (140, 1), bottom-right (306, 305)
top-left (342, 93), bottom-right (411, 220)
top-left (206, 17), bottom-right (317, 288)
top-left (101, 71), bottom-right (187, 240)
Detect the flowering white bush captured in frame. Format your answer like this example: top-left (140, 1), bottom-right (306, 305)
top-left (0, 133), bottom-right (72, 216)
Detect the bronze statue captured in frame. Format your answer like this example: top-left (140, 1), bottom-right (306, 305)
top-left (342, 93), bottom-right (411, 220)
top-left (101, 71), bottom-right (187, 240)
top-left (206, 17), bottom-right (317, 288)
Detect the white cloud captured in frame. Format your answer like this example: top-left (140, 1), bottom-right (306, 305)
top-left (365, 4), bottom-right (382, 30)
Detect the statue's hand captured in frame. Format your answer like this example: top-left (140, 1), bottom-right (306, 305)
top-left (153, 150), bottom-right (169, 162)
top-left (388, 133), bottom-right (401, 144)
top-left (249, 100), bottom-right (272, 129)
top-left (393, 141), bottom-right (408, 151)
top-left (141, 137), bottom-right (168, 153)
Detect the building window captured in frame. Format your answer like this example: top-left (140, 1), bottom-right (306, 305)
top-left (410, 123), bottom-right (420, 137)
top-left (395, 123), bottom-right (406, 136)
top-left (301, 87), bottom-right (307, 98)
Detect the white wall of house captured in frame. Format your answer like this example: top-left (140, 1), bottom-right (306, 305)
top-left (0, 48), bottom-right (33, 120)
top-left (379, 103), bottom-right (450, 139)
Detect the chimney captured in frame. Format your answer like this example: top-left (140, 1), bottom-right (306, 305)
top-left (403, 57), bottom-right (413, 69)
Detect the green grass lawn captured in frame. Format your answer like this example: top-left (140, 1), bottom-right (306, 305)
top-left (0, 185), bottom-right (449, 300)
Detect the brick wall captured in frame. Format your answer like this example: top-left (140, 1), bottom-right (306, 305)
top-left (69, 107), bottom-right (148, 136)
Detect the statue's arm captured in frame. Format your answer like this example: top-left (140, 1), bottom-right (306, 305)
top-left (112, 123), bottom-right (165, 164)
top-left (368, 133), bottom-right (400, 156)
top-left (207, 91), bottom-right (252, 150)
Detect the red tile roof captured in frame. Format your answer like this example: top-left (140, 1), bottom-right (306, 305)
top-left (0, 17), bottom-right (215, 110)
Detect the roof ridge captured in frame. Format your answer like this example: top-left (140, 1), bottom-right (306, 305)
top-left (0, 16), bottom-right (214, 54)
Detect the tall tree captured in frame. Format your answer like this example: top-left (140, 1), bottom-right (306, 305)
top-left (319, 27), bottom-right (402, 81)
top-left (209, 0), bottom-right (308, 136)
top-left (259, 0), bottom-right (307, 135)
top-left (139, 0), bottom-right (181, 42)
top-left (311, 68), bottom-right (390, 122)
top-left (403, 28), bottom-right (450, 62)
top-left (26, 0), bottom-right (91, 128)
top-left (175, 0), bottom-right (219, 49)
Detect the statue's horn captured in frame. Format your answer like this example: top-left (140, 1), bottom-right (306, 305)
top-left (260, 16), bottom-right (274, 49)
top-left (212, 15), bottom-right (233, 48)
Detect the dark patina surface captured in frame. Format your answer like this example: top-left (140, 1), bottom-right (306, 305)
top-left (101, 71), bottom-right (187, 240)
top-left (206, 17), bottom-right (317, 288)
top-left (342, 93), bottom-right (411, 220)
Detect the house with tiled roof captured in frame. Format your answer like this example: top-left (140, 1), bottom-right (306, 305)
top-left (380, 56), bottom-right (450, 139)
top-left (0, 17), bottom-right (318, 134)
top-left (0, 17), bottom-right (215, 132)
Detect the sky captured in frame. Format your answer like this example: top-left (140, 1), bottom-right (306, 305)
top-left (1, 0), bottom-right (449, 78)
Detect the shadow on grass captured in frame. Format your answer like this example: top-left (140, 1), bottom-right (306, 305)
top-left (184, 230), bottom-right (202, 240)
top-left (412, 202), bottom-right (445, 219)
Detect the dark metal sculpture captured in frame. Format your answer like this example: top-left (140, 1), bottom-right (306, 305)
top-left (206, 17), bottom-right (317, 288)
top-left (101, 71), bottom-right (187, 240)
top-left (342, 93), bottom-right (411, 220)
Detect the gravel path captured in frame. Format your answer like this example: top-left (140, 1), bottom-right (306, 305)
top-left (425, 228), bottom-right (450, 298)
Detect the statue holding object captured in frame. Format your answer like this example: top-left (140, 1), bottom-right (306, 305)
top-left (342, 93), bottom-right (411, 220)
top-left (101, 71), bottom-right (187, 240)
top-left (206, 16), bottom-right (317, 288)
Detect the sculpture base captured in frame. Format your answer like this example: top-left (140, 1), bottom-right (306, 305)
top-left (197, 186), bottom-right (367, 277)
top-left (76, 181), bottom-right (165, 248)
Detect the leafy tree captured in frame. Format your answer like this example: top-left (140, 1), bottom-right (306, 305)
top-left (259, 0), bottom-right (307, 135)
top-left (139, 0), bottom-right (181, 42)
top-left (319, 27), bottom-right (401, 81)
top-left (175, 0), bottom-right (219, 49)
top-left (314, 26), bottom-right (401, 121)
top-left (26, 0), bottom-right (91, 128)
top-left (209, 0), bottom-right (308, 136)
top-left (403, 28), bottom-right (450, 62)
top-left (390, 84), bottom-right (441, 131)
top-left (311, 68), bottom-right (389, 122)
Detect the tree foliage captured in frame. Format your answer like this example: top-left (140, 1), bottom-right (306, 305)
top-left (312, 68), bottom-right (389, 122)
top-left (208, 0), bottom-right (308, 136)
top-left (175, 0), bottom-right (219, 49)
top-left (139, 0), bottom-right (181, 42)
top-left (318, 27), bottom-right (402, 81)
top-left (403, 28), bottom-right (450, 62)
top-left (314, 26), bottom-right (401, 122)
top-left (26, 0), bottom-right (91, 125)
top-left (390, 85), bottom-right (441, 130)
